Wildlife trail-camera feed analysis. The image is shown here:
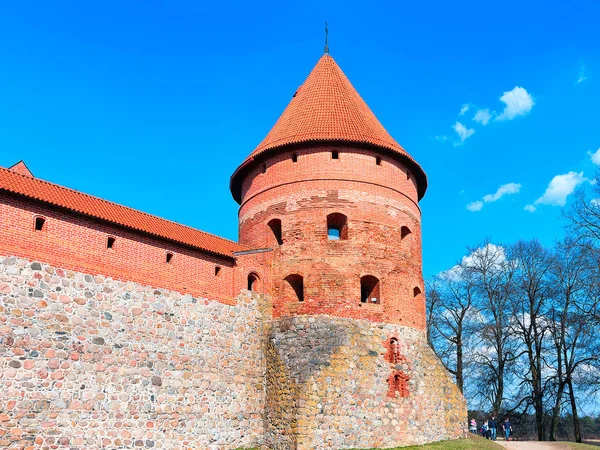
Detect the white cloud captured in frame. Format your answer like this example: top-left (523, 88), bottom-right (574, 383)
top-left (440, 244), bottom-right (506, 281)
top-left (459, 104), bottom-right (470, 116)
top-left (591, 198), bottom-right (600, 207)
top-left (483, 182), bottom-right (521, 203)
top-left (473, 108), bottom-right (492, 125)
top-left (591, 148), bottom-right (600, 165)
top-left (535, 171), bottom-right (586, 207)
top-left (496, 86), bottom-right (534, 120)
top-left (467, 201), bottom-right (483, 212)
top-left (466, 182), bottom-right (521, 212)
top-left (524, 204), bottom-right (537, 213)
top-left (453, 121), bottom-right (475, 144)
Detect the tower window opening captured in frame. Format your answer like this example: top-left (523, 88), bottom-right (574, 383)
top-left (376, 156), bottom-right (382, 166)
top-left (401, 226), bottom-right (411, 240)
top-left (292, 153), bottom-right (298, 163)
top-left (332, 150), bottom-right (339, 160)
top-left (390, 338), bottom-right (402, 363)
top-left (262, 163), bottom-right (267, 174)
top-left (107, 236), bottom-right (116, 249)
top-left (393, 372), bottom-right (410, 397)
top-left (267, 219), bottom-right (283, 245)
top-left (215, 266), bottom-right (221, 276)
top-left (166, 252), bottom-right (173, 264)
top-left (360, 275), bottom-right (380, 304)
top-left (34, 216), bottom-right (46, 232)
top-left (248, 273), bottom-right (260, 292)
top-left (413, 286), bottom-right (422, 297)
top-left (406, 170), bottom-right (411, 180)
top-left (285, 274), bottom-right (304, 302)
top-left (327, 213), bottom-right (348, 240)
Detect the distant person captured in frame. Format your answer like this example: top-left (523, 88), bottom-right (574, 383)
top-left (482, 420), bottom-right (489, 439)
top-left (489, 415), bottom-right (497, 441)
top-left (469, 418), bottom-right (477, 434)
top-left (503, 417), bottom-right (513, 441)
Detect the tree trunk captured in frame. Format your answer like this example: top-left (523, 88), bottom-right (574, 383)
top-left (567, 378), bottom-right (582, 443)
top-left (549, 382), bottom-right (565, 441)
top-left (456, 329), bottom-right (464, 393)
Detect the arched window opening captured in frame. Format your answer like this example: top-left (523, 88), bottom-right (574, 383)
top-left (107, 236), bottom-right (116, 249)
top-left (413, 286), bottom-right (422, 297)
top-left (406, 170), bottom-right (411, 181)
top-left (332, 150), bottom-right (339, 160)
top-left (401, 226), bottom-right (411, 240)
top-left (262, 163), bottom-right (267, 174)
top-left (166, 252), bottom-right (173, 264)
top-left (393, 372), bottom-right (410, 398)
top-left (215, 266), bottom-right (221, 276)
top-left (292, 153), bottom-right (298, 163)
top-left (361, 275), bottom-right (380, 304)
top-left (376, 156), bottom-right (382, 166)
top-left (285, 274), bottom-right (304, 302)
top-left (267, 219), bottom-right (283, 245)
top-left (34, 216), bottom-right (46, 232)
top-left (248, 273), bottom-right (260, 292)
top-left (327, 213), bottom-right (348, 241)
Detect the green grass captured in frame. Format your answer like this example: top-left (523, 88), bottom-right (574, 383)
top-left (354, 435), bottom-right (504, 450)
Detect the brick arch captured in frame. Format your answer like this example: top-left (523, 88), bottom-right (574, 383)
top-left (387, 370), bottom-right (410, 398)
top-left (247, 271), bottom-right (262, 293)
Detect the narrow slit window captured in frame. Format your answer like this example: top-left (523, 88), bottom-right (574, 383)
top-left (401, 226), bottom-right (411, 240)
top-left (376, 156), bottom-right (382, 166)
top-left (248, 273), bottom-right (260, 292)
top-left (285, 274), bottom-right (304, 302)
top-left (292, 153), bottom-right (298, 163)
top-left (215, 266), bottom-right (221, 276)
top-left (413, 286), bottom-right (422, 297)
top-left (107, 236), bottom-right (116, 249)
top-left (327, 213), bottom-right (348, 240)
top-left (166, 252), bottom-right (173, 264)
top-left (361, 275), bottom-right (381, 304)
top-left (34, 216), bottom-right (46, 231)
top-left (267, 219), bottom-right (283, 245)
top-left (262, 163), bottom-right (267, 174)
top-left (406, 170), bottom-right (411, 180)
top-left (332, 150), bottom-right (339, 160)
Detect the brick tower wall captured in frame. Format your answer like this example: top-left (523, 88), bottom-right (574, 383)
top-left (238, 145), bottom-right (426, 328)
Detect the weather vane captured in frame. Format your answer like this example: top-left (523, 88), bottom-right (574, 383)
top-left (324, 21), bottom-right (329, 54)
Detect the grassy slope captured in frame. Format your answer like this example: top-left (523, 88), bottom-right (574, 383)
top-left (354, 435), bottom-right (504, 450)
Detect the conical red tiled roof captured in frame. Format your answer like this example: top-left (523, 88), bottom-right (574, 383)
top-left (230, 54), bottom-right (427, 202)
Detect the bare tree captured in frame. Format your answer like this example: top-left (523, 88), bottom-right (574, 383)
top-left (548, 238), bottom-right (599, 442)
top-left (507, 240), bottom-right (553, 441)
top-left (427, 266), bottom-right (477, 394)
top-left (464, 240), bottom-right (516, 413)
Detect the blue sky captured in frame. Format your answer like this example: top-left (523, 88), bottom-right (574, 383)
top-left (1, 1), bottom-right (599, 277)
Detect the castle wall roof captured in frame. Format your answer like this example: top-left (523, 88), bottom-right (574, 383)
top-left (0, 165), bottom-right (246, 258)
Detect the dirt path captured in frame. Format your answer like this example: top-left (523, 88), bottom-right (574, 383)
top-left (497, 441), bottom-right (561, 450)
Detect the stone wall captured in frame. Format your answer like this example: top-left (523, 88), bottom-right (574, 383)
top-left (0, 256), bottom-right (268, 449)
top-left (265, 315), bottom-right (468, 450)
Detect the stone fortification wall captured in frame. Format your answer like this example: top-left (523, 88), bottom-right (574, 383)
top-left (265, 315), bottom-right (467, 450)
top-left (0, 256), bottom-right (268, 449)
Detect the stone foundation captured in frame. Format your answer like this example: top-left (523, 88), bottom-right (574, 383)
top-left (265, 316), bottom-right (467, 449)
top-left (0, 256), bottom-right (268, 449)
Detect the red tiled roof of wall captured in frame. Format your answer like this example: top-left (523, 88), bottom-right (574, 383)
top-left (230, 54), bottom-right (427, 203)
top-left (0, 166), bottom-right (247, 258)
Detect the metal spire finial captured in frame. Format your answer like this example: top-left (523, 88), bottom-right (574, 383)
top-left (324, 21), bottom-right (329, 54)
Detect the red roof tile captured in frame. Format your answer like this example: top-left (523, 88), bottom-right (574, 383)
top-left (230, 54), bottom-right (427, 202)
top-left (0, 166), bottom-right (247, 258)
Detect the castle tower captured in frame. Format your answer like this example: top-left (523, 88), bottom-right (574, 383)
top-left (230, 53), bottom-right (428, 329)
top-left (230, 54), bottom-right (466, 450)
